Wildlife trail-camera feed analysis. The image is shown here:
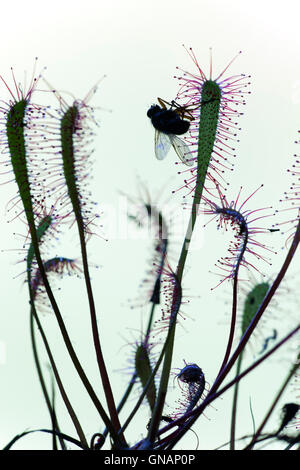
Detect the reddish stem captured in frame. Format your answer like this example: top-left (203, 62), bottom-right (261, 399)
top-left (157, 219), bottom-right (300, 448)
top-left (77, 224), bottom-right (126, 445)
top-left (217, 271), bottom-right (239, 377)
top-left (160, 321), bottom-right (300, 449)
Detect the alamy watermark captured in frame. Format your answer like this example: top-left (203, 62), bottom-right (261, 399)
top-left (99, 195), bottom-right (205, 250)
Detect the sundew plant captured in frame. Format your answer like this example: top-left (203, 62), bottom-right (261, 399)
top-left (1, 48), bottom-right (300, 451)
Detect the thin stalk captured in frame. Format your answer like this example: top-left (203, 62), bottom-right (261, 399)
top-left (30, 308), bottom-right (65, 450)
top-left (148, 80), bottom-right (223, 444)
top-left (230, 352), bottom-right (243, 450)
top-left (121, 312), bottom-right (177, 436)
top-left (30, 300), bottom-right (89, 448)
top-left (163, 321), bottom-right (300, 449)
top-left (76, 223), bottom-right (125, 444)
top-left (147, 93), bottom-right (222, 443)
top-left (170, 218), bottom-right (300, 445)
top-left (217, 220), bottom-right (248, 379)
top-left (146, 186), bottom-right (202, 445)
top-left (147, 273), bottom-right (182, 445)
top-left (244, 360), bottom-right (300, 450)
top-left (217, 271), bottom-right (240, 378)
top-left (176, 186), bottom-right (202, 283)
top-left (102, 373), bottom-right (137, 442)
top-left (49, 368), bottom-right (59, 450)
top-left (119, 302), bottom-right (158, 435)
top-left (118, 374), bottom-right (138, 415)
top-left (28, 223), bottom-right (120, 444)
top-left (59, 104), bottom-right (124, 444)
top-left (153, 219), bottom-right (300, 449)
top-left (220, 239), bottom-right (248, 450)
top-left (145, 302), bottom-right (156, 343)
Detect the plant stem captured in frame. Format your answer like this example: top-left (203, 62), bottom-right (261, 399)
top-left (244, 360), bottom-right (300, 449)
top-left (230, 352), bottom-right (243, 450)
top-left (30, 301), bottom-right (89, 448)
top-left (145, 302), bottom-right (156, 343)
top-left (28, 222), bottom-right (121, 444)
top-left (147, 184), bottom-right (203, 445)
top-left (122, 306), bottom-right (178, 436)
top-left (218, 271), bottom-right (240, 377)
top-left (30, 308), bottom-right (65, 450)
top-left (147, 92), bottom-right (221, 443)
top-left (147, 273), bottom-right (182, 445)
top-left (77, 223), bottom-right (125, 445)
top-left (163, 321), bottom-right (300, 449)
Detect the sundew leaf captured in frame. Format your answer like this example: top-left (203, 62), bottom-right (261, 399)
top-left (242, 282), bottom-right (270, 335)
top-left (135, 344), bottom-right (156, 412)
top-left (27, 215), bottom-right (53, 281)
top-left (6, 99), bottom-right (35, 227)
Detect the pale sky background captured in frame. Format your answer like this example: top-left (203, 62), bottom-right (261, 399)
top-left (0, 0), bottom-right (299, 450)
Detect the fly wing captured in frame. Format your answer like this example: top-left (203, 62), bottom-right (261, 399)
top-left (169, 135), bottom-right (194, 167)
top-left (154, 129), bottom-right (172, 160)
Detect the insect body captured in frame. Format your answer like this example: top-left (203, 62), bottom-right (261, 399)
top-left (147, 98), bottom-right (193, 166)
top-left (147, 104), bottom-right (190, 135)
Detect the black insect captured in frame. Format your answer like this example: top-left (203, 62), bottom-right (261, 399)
top-left (147, 102), bottom-right (190, 135)
top-left (147, 98), bottom-right (194, 166)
